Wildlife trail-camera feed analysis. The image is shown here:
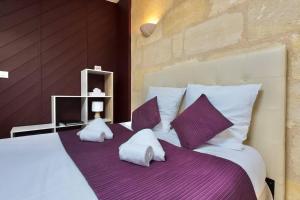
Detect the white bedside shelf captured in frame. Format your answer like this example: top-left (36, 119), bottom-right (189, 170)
top-left (10, 118), bottom-right (112, 138)
top-left (53, 95), bottom-right (112, 98)
top-left (11, 69), bottom-right (114, 137)
top-left (10, 123), bottom-right (55, 137)
top-left (51, 69), bottom-right (113, 132)
top-left (84, 69), bottom-right (113, 75)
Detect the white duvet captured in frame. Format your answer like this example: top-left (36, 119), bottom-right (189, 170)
top-left (0, 133), bottom-right (97, 200)
top-left (0, 123), bottom-right (266, 200)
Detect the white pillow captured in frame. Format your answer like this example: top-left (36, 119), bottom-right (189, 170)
top-left (183, 84), bottom-right (261, 150)
top-left (85, 118), bottom-right (113, 139)
top-left (146, 87), bottom-right (186, 132)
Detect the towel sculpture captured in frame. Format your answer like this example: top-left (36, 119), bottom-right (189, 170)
top-left (77, 118), bottom-right (113, 142)
top-left (78, 127), bottom-right (106, 142)
top-left (119, 129), bottom-right (165, 167)
top-left (119, 143), bottom-right (154, 167)
top-left (89, 88), bottom-right (106, 97)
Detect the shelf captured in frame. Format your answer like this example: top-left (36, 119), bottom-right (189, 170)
top-left (10, 123), bottom-right (84, 134)
top-left (10, 123), bottom-right (55, 135)
top-left (81, 68), bottom-right (113, 123)
top-left (84, 69), bottom-right (113, 75)
top-left (50, 69), bottom-right (114, 131)
top-left (57, 118), bottom-right (112, 128)
top-left (52, 95), bottom-right (112, 98)
top-left (88, 118), bottom-right (112, 123)
top-left (11, 118), bottom-right (113, 137)
top-left (11, 69), bottom-right (114, 137)
top-left (56, 122), bottom-right (85, 128)
top-left (87, 96), bottom-right (112, 98)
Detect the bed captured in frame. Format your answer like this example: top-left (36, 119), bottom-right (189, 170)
top-left (142, 45), bottom-right (287, 200)
top-left (0, 45), bottom-right (286, 200)
top-left (122, 122), bottom-right (270, 199)
top-left (0, 124), bottom-right (268, 200)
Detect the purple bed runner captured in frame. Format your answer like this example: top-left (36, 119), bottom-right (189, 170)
top-left (59, 124), bottom-right (256, 200)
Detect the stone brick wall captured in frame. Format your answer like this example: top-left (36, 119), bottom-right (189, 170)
top-left (131, 1), bottom-right (300, 199)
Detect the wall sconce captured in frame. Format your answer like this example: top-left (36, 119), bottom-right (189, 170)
top-left (106, 0), bottom-right (120, 3)
top-left (140, 23), bottom-right (157, 37)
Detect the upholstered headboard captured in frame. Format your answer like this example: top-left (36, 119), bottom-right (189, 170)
top-left (143, 45), bottom-right (287, 200)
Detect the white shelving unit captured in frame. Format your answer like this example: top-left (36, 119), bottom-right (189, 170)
top-left (80, 69), bottom-right (114, 125)
top-left (10, 69), bottom-right (114, 137)
top-left (10, 119), bottom-right (112, 138)
top-left (10, 123), bottom-right (55, 138)
top-left (50, 69), bottom-right (114, 132)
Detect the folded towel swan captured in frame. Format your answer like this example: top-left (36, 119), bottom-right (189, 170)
top-left (119, 129), bottom-right (165, 167)
top-left (78, 128), bottom-right (106, 142)
top-left (86, 118), bottom-right (113, 139)
top-left (119, 143), bottom-right (154, 167)
top-left (127, 129), bottom-right (165, 161)
top-left (77, 118), bottom-right (113, 142)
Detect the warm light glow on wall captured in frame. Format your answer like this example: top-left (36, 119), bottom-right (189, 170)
top-left (146, 17), bottom-right (160, 24)
top-left (132, 0), bottom-right (173, 34)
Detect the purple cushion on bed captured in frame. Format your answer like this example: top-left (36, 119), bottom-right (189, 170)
top-left (132, 97), bottom-right (161, 132)
top-left (171, 94), bottom-right (233, 149)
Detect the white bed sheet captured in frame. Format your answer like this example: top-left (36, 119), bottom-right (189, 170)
top-left (0, 133), bottom-right (97, 200)
top-left (122, 122), bottom-right (267, 198)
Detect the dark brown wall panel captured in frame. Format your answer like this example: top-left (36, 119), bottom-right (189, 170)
top-left (114, 0), bottom-right (131, 122)
top-left (0, 0), bottom-right (42, 138)
top-left (0, 3), bottom-right (40, 31)
top-left (40, 0), bottom-right (88, 123)
top-left (87, 0), bottom-right (117, 71)
top-left (0, 0), bottom-right (131, 138)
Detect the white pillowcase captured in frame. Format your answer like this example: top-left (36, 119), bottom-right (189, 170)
top-left (85, 118), bottom-right (113, 139)
top-left (146, 87), bottom-right (185, 132)
top-left (183, 84), bottom-right (261, 150)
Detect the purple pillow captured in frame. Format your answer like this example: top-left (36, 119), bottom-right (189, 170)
top-left (171, 94), bottom-right (233, 149)
top-left (132, 97), bottom-right (161, 132)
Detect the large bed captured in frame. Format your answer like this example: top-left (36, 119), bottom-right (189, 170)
top-left (1, 124), bottom-right (268, 200)
top-left (0, 45), bottom-right (286, 200)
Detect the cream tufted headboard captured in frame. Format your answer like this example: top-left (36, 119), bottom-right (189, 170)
top-left (143, 45), bottom-right (287, 200)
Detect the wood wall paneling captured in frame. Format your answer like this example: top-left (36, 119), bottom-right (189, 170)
top-left (114, 0), bottom-right (131, 122)
top-left (0, 0), bottom-right (131, 138)
top-left (0, 0), bottom-right (42, 138)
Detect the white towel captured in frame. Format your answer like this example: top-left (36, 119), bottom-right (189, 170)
top-left (127, 129), bottom-right (165, 161)
top-left (78, 128), bottom-right (105, 142)
top-left (86, 118), bottom-right (113, 139)
top-left (119, 143), bottom-right (154, 167)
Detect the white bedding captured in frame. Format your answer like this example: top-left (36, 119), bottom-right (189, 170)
top-left (0, 133), bottom-right (97, 200)
top-left (0, 123), bottom-right (266, 199)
